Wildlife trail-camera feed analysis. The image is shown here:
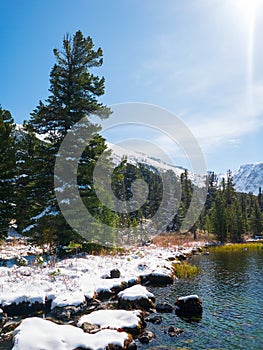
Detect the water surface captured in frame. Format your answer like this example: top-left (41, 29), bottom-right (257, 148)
top-left (143, 248), bottom-right (263, 350)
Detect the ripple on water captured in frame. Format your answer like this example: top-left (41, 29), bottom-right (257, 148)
top-left (144, 249), bottom-right (263, 350)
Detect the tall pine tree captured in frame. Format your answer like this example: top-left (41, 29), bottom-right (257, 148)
top-left (26, 31), bottom-right (111, 245)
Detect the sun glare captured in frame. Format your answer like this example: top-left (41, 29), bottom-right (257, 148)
top-left (236, 0), bottom-right (258, 21)
top-left (231, 0), bottom-right (259, 115)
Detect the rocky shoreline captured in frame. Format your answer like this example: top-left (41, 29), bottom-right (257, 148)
top-left (0, 242), bottom-right (204, 349)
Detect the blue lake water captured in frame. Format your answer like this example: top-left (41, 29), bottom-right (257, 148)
top-left (143, 248), bottom-right (263, 350)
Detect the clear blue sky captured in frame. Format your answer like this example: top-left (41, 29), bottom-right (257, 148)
top-left (1, 0), bottom-right (263, 173)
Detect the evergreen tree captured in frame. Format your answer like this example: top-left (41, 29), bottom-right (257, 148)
top-left (211, 190), bottom-right (227, 242)
top-left (250, 199), bottom-right (263, 237)
top-left (27, 31), bottom-right (111, 244)
top-left (0, 106), bottom-right (15, 238)
top-left (29, 30), bottom-right (110, 143)
top-left (258, 187), bottom-right (263, 212)
top-left (14, 126), bottom-right (49, 234)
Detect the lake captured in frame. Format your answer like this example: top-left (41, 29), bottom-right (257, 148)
top-left (143, 248), bottom-right (263, 350)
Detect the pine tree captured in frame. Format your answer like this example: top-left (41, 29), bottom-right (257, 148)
top-left (27, 31), bottom-right (111, 244)
top-left (29, 30), bottom-right (110, 144)
top-left (250, 199), bottom-right (263, 237)
top-left (0, 106), bottom-right (15, 238)
top-left (258, 187), bottom-right (263, 212)
top-left (211, 190), bottom-right (227, 242)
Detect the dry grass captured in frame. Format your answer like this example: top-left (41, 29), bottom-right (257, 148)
top-left (152, 231), bottom-right (215, 247)
top-left (210, 242), bottom-right (263, 252)
top-left (172, 261), bottom-right (201, 278)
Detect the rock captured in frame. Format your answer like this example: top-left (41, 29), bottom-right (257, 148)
top-left (126, 341), bottom-right (137, 349)
top-left (51, 304), bottom-right (85, 321)
top-left (81, 322), bottom-right (100, 333)
top-left (1, 301), bottom-right (45, 317)
top-left (138, 330), bottom-right (155, 344)
top-left (103, 268), bottom-right (121, 279)
top-left (110, 268), bottom-right (121, 278)
top-left (140, 273), bottom-right (173, 286)
top-left (77, 309), bottom-right (145, 336)
top-left (111, 281), bottom-right (129, 294)
top-left (167, 326), bottom-right (184, 337)
top-left (166, 256), bottom-right (176, 261)
top-left (118, 285), bottom-right (155, 311)
top-left (175, 294), bottom-right (202, 318)
top-left (175, 252), bottom-right (187, 261)
top-left (97, 289), bottom-right (116, 301)
top-left (145, 315), bottom-right (162, 324)
top-left (156, 302), bottom-right (173, 313)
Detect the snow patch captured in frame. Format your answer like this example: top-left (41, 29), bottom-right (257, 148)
top-left (77, 309), bottom-right (141, 329)
top-left (12, 317), bottom-right (129, 350)
top-left (118, 284), bottom-right (154, 301)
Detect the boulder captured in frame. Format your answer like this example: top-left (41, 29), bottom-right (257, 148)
top-left (96, 289), bottom-right (116, 301)
top-left (77, 309), bottom-right (145, 336)
top-left (174, 294), bottom-right (202, 318)
top-left (1, 300), bottom-right (45, 317)
top-left (117, 285), bottom-right (155, 311)
top-left (140, 272), bottom-right (173, 286)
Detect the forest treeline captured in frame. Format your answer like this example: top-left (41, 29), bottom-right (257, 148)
top-left (0, 31), bottom-right (262, 246)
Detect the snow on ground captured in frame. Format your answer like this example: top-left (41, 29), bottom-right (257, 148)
top-left (0, 242), bottom-right (202, 312)
top-left (0, 241), bottom-right (42, 262)
top-left (77, 309), bottom-right (141, 329)
top-left (0, 245), bottom-right (182, 309)
top-left (12, 317), bottom-right (130, 350)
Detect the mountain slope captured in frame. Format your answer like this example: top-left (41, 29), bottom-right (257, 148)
top-left (232, 163), bottom-right (263, 194)
top-left (107, 142), bottom-right (206, 187)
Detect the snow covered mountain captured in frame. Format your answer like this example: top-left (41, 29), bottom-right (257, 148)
top-left (108, 142), bottom-right (184, 176)
top-left (108, 143), bottom-right (263, 194)
top-left (107, 142), bottom-right (206, 187)
top-left (232, 163), bottom-right (263, 195)
top-left (14, 125), bottom-right (262, 194)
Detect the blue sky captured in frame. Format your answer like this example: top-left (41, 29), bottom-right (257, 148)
top-left (1, 0), bottom-right (263, 173)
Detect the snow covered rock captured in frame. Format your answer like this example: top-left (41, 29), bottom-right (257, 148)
top-left (118, 285), bottom-right (155, 311)
top-left (77, 309), bottom-right (144, 335)
top-left (174, 294), bottom-right (202, 318)
top-left (51, 292), bottom-right (86, 310)
top-left (12, 317), bottom-right (132, 350)
top-left (140, 271), bottom-right (173, 286)
top-left (0, 291), bottom-right (46, 317)
top-left (50, 292), bottom-right (87, 321)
